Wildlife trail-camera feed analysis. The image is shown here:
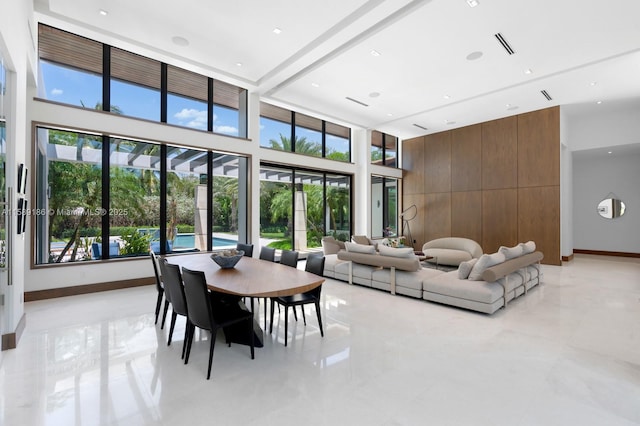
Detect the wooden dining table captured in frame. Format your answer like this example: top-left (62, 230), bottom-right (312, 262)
top-left (166, 252), bottom-right (325, 347)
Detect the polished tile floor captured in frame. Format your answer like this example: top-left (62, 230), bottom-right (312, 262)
top-left (1, 254), bottom-right (639, 426)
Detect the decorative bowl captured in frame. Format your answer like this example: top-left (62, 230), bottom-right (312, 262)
top-left (210, 249), bottom-right (244, 269)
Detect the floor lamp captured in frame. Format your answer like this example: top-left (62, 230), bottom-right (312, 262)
top-left (400, 204), bottom-right (417, 248)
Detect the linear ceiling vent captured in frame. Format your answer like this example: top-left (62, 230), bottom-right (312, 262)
top-left (345, 96), bottom-right (369, 107)
top-left (494, 32), bottom-right (515, 55)
top-left (541, 90), bottom-right (553, 101)
top-left (413, 124), bottom-right (428, 130)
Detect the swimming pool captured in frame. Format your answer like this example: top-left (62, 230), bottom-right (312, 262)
top-left (172, 233), bottom-right (237, 249)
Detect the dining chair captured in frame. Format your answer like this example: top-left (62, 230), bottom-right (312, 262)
top-left (149, 251), bottom-right (165, 326)
top-left (236, 243), bottom-right (254, 257)
top-left (270, 253), bottom-right (325, 346)
top-left (280, 249), bottom-right (299, 268)
top-left (181, 267), bottom-right (255, 380)
top-left (158, 258), bottom-right (189, 359)
top-left (259, 246), bottom-right (276, 262)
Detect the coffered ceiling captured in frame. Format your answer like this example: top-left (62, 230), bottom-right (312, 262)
top-left (34, 0), bottom-right (640, 139)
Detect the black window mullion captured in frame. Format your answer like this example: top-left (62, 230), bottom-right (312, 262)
top-left (382, 134), bottom-right (387, 166)
top-left (159, 144), bottom-right (167, 254)
top-left (323, 172), bottom-right (327, 235)
top-left (207, 78), bottom-right (214, 132)
top-left (292, 170), bottom-right (297, 250)
top-left (321, 121), bottom-right (326, 158)
top-left (102, 45), bottom-right (110, 112)
top-left (290, 111), bottom-right (296, 153)
top-left (101, 135), bottom-right (110, 258)
top-left (160, 63), bottom-right (167, 123)
top-left (207, 151), bottom-right (213, 251)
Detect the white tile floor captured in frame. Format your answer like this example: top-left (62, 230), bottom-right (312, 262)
top-left (1, 254), bottom-right (639, 426)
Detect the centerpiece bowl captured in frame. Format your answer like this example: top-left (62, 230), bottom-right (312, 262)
top-left (210, 249), bottom-right (244, 269)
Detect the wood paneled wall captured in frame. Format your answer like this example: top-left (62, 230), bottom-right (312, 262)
top-left (402, 106), bottom-right (560, 265)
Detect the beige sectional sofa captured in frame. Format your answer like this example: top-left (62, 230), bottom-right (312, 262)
top-left (321, 236), bottom-right (543, 314)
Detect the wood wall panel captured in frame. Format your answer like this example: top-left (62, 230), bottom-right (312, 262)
top-left (425, 193), bottom-right (451, 242)
top-left (518, 106), bottom-right (560, 187)
top-left (424, 132), bottom-right (451, 193)
top-left (451, 124), bottom-right (482, 191)
top-left (451, 191), bottom-right (482, 243)
top-left (481, 116), bottom-right (518, 189)
top-left (518, 186), bottom-right (561, 265)
top-left (403, 193), bottom-right (425, 250)
top-left (402, 136), bottom-right (425, 195)
top-left (482, 189), bottom-right (518, 254)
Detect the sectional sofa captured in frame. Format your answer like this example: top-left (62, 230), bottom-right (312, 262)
top-left (321, 236), bottom-right (543, 314)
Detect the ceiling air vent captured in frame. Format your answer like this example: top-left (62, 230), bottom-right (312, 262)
top-left (413, 123), bottom-right (428, 130)
top-left (345, 97), bottom-right (369, 107)
top-left (541, 90), bottom-right (553, 101)
top-left (494, 32), bottom-right (515, 55)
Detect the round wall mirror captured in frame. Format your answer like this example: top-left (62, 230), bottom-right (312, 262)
top-left (597, 197), bottom-right (626, 219)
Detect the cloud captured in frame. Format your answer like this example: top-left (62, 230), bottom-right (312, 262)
top-left (214, 125), bottom-right (239, 135)
top-left (173, 108), bottom-right (207, 129)
top-left (51, 88), bottom-right (63, 96)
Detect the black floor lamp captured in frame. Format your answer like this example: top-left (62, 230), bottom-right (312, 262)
top-left (400, 204), bottom-right (417, 248)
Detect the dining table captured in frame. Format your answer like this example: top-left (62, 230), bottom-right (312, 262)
top-left (166, 252), bottom-right (325, 347)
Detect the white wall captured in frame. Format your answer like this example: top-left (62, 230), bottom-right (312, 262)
top-left (559, 107), bottom-right (573, 258)
top-left (0, 0), bottom-right (35, 343)
top-left (568, 102), bottom-right (640, 254)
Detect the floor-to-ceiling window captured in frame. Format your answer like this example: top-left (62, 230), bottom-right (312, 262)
top-left (34, 125), bottom-right (249, 264)
top-left (260, 164), bottom-right (351, 250)
top-left (371, 131), bottom-right (398, 168)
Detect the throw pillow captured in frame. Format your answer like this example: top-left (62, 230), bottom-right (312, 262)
top-left (378, 244), bottom-right (414, 258)
top-left (351, 235), bottom-right (371, 245)
top-left (520, 241), bottom-right (536, 254)
top-left (499, 244), bottom-right (523, 260)
top-left (345, 241), bottom-right (376, 254)
top-left (458, 258), bottom-right (479, 279)
top-left (468, 251), bottom-right (506, 281)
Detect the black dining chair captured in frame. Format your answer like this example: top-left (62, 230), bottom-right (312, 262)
top-left (259, 246), bottom-right (276, 262)
top-left (236, 243), bottom-right (254, 257)
top-left (280, 249), bottom-right (299, 268)
top-left (270, 253), bottom-right (325, 346)
top-left (158, 258), bottom-right (189, 359)
top-left (181, 267), bottom-right (255, 380)
top-left (149, 251), bottom-right (165, 326)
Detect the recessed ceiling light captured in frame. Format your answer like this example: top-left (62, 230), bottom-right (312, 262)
top-left (443, 95), bottom-right (450, 100)
top-left (311, 82), bottom-right (320, 88)
top-left (466, 51), bottom-right (483, 60)
top-left (273, 28), bottom-right (282, 34)
top-left (370, 50), bottom-right (381, 57)
top-left (369, 92), bottom-right (380, 98)
top-left (524, 69), bottom-right (533, 74)
top-left (99, 9), bottom-right (108, 16)
top-left (466, 0), bottom-right (479, 7)
top-left (590, 81), bottom-right (597, 86)
top-left (608, 151), bottom-right (612, 154)
top-left (171, 36), bottom-right (189, 47)
top-left (596, 100), bottom-right (603, 104)
top-left (387, 113), bottom-right (393, 117)
top-left (235, 62), bottom-right (243, 67)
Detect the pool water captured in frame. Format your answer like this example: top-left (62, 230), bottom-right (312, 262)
top-left (172, 234), bottom-right (236, 249)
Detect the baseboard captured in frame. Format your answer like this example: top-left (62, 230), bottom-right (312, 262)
top-left (562, 253), bottom-right (574, 262)
top-left (2, 313), bottom-right (26, 351)
top-left (25, 277), bottom-right (155, 302)
top-left (573, 249), bottom-right (640, 258)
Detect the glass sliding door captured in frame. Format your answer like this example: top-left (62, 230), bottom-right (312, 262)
top-left (326, 173), bottom-right (351, 243)
top-left (211, 153), bottom-right (248, 248)
top-left (371, 176), bottom-right (398, 239)
top-left (109, 138), bottom-right (160, 258)
top-left (259, 165), bottom-right (293, 250)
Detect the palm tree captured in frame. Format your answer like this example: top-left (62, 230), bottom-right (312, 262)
top-left (269, 134), bottom-right (322, 156)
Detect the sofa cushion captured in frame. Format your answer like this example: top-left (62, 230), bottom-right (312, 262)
top-left (351, 235), bottom-right (373, 245)
top-left (423, 248), bottom-right (473, 266)
top-left (520, 241), bottom-right (536, 254)
top-left (378, 244), bottom-right (415, 258)
top-left (337, 250), bottom-right (421, 272)
top-left (468, 252), bottom-right (506, 281)
top-left (345, 242), bottom-right (376, 254)
top-left (458, 258), bottom-right (478, 279)
top-left (423, 271), bottom-right (504, 304)
top-left (321, 236), bottom-right (345, 255)
top-left (499, 244), bottom-right (523, 260)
